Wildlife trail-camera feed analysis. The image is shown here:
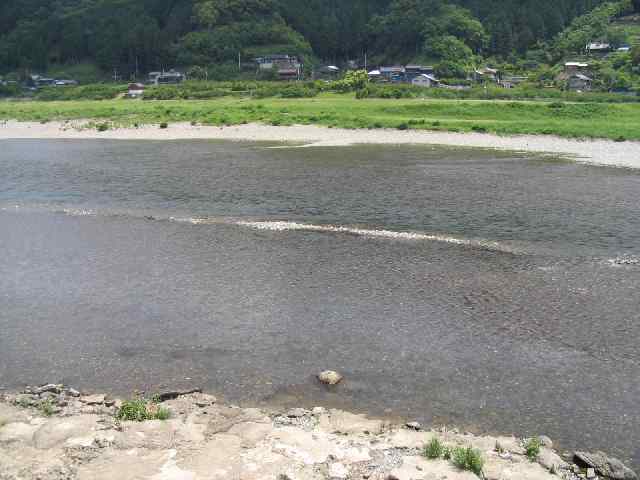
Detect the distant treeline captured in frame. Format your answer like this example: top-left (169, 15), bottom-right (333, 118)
top-left (2, 0), bottom-right (638, 78)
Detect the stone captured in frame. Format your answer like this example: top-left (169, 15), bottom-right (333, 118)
top-left (287, 408), bottom-right (309, 418)
top-left (33, 384), bottom-right (63, 395)
top-left (66, 388), bottom-right (81, 397)
top-left (574, 451), bottom-right (637, 480)
top-left (194, 394), bottom-right (217, 407)
top-left (329, 462), bottom-right (348, 480)
top-left (318, 371), bottom-right (343, 386)
top-left (405, 422), bottom-right (421, 431)
top-left (13, 394), bottom-right (37, 407)
top-left (538, 436), bottom-right (553, 448)
top-left (538, 447), bottom-right (569, 471)
top-left (80, 394), bottom-right (105, 405)
top-left (495, 436), bottom-right (526, 456)
top-left (586, 468), bottom-right (596, 479)
top-left (157, 388), bottom-right (202, 402)
top-left (312, 407), bottom-right (326, 416)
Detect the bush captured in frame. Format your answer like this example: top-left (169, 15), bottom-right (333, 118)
top-left (424, 438), bottom-right (445, 459)
top-left (35, 84), bottom-right (124, 101)
top-left (525, 438), bottom-right (541, 461)
top-left (452, 446), bottom-right (484, 476)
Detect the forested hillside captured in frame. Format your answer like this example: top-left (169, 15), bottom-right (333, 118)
top-left (1, 0), bottom-right (639, 79)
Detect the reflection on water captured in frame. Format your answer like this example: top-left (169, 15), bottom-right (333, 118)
top-left (0, 139), bottom-right (638, 468)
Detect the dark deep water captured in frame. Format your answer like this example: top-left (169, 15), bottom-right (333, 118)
top-left (0, 139), bottom-right (638, 467)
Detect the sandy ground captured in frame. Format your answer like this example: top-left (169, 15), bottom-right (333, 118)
top-left (0, 385), bottom-right (609, 480)
top-left (2, 120), bottom-right (640, 169)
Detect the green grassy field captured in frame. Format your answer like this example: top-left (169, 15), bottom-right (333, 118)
top-left (2, 93), bottom-right (640, 140)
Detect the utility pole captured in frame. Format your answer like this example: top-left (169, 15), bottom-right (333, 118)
top-left (364, 52), bottom-right (367, 71)
top-left (238, 52), bottom-right (241, 72)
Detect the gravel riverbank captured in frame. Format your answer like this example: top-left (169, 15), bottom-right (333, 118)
top-left (2, 120), bottom-right (640, 168)
top-left (0, 385), bottom-right (637, 480)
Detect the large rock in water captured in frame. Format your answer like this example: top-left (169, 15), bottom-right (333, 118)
top-left (574, 451), bottom-right (637, 480)
top-left (317, 371), bottom-right (343, 385)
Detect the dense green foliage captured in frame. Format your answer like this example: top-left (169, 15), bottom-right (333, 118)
top-left (2, 0), bottom-right (638, 78)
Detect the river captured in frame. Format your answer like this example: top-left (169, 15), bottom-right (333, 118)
top-left (0, 139), bottom-right (638, 467)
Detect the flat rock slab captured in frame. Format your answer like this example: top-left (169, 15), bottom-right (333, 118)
top-left (33, 415), bottom-right (100, 449)
top-left (318, 409), bottom-right (386, 435)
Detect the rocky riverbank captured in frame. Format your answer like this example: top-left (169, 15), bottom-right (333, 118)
top-left (0, 384), bottom-right (636, 480)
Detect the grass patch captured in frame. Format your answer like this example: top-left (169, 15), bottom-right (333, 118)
top-left (525, 437), bottom-right (541, 461)
top-left (452, 446), bottom-right (484, 476)
top-left (115, 396), bottom-right (170, 422)
top-left (1, 93), bottom-right (640, 140)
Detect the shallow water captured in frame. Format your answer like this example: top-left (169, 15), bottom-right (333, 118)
top-left (0, 140), bottom-right (638, 467)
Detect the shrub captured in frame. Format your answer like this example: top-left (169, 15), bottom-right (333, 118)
top-left (452, 446), bottom-right (484, 476)
top-left (424, 438), bottom-right (445, 459)
top-left (39, 400), bottom-right (54, 417)
top-left (159, 122), bottom-right (168, 129)
top-left (397, 122), bottom-right (409, 130)
top-left (525, 438), bottom-right (541, 461)
top-left (35, 84), bottom-right (124, 101)
top-left (96, 122), bottom-right (110, 132)
top-left (471, 125), bottom-right (488, 133)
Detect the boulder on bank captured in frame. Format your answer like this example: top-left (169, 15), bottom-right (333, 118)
top-left (574, 451), bottom-right (637, 480)
top-left (318, 370), bottom-right (343, 385)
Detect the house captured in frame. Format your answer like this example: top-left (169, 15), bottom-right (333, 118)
top-left (567, 73), bottom-right (592, 91)
top-left (54, 79), bottom-right (78, 87)
top-left (586, 42), bottom-right (611, 55)
top-left (154, 70), bottom-right (185, 85)
top-left (379, 66), bottom-right (405, 82)
top-left (499, 75), bottom-right (528, 88)
top-left (127, 83), bottom-right (145, 98)
top-left (404, 65), bottom-right (434, 82)
top-left (564, 62), bottom-right (590, 74)
top-left (368, 69), bottom-right (382, 82)
top-left (316, 65), bottom-right (340, 80)
top-left (255, 55), bottom-right (302, 80)
top-left (617, 44), bottom-right (632, 52)
top-left (29, 75), bottom-right (56, 88)
top-left (411, 73), bottom-right (440, 88)
top-left (473, 67), bottom-right (499, 82)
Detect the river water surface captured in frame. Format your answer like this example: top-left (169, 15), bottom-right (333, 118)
top-left (0, 139), bottom-right (638, 467)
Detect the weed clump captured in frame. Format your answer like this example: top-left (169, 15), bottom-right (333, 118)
top-left (115, 396), bottom-right (170, 422)
top-left (525, 437), bottom-right (541, 461)
top-left (424, 438), bottom-right (445, 459)
top-left (38, 400), bottom-right (55, 417)
top-left (452, 446), bottom-right (484, 476)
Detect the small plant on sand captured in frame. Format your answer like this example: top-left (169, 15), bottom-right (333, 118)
top-left (525, 437), bottom-right (541, 461)
top-left (38, 399), bottom-right (55, 417)
top-left (452, 446), bottom-right (484, 476)
top-left (96, 122), bottom-right (110, 132)
top-left (424, 437), bottom-right (446, 459)
top-left (115, 396), bottom-right (170, 422)
top-left (442, 446), bottom-right (452, 460)
top-left (159, 122), bottom-right (168, 129)
top-left (0, 418), bottom-right (8, 428)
